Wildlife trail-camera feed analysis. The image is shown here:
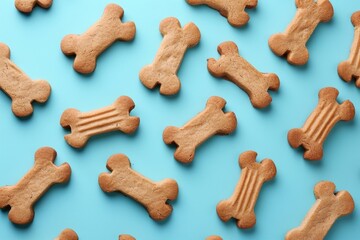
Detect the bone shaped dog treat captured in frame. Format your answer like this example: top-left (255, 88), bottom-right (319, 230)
top-left (55, 229), bottom-right (78, 240)
top-left (216, 151), bottom-right (276, 229)
top-left (0, 147), bottom-right (71, 225)
top-left (163, 96), bottom-right (237, 163)
top-left (139, 17), bottom-right (200, 95)
top-left (119, 235), bottom-right (136, 240)
top-left (98, 154), bottom-right (179, 221)
top-left (286, 181), bottom-right (354, 240)
top-left (61, 96), bottom-right (140, 148)
top-left (268, 0), bottom-right (334, 65)
top-left (15, 0), bottom-right (52, 13)
top-left (288, 87), bottom-right (355, 160)
top-left (186, 0), bottom-right (257, 27)
top-left (206, 236), bottom-right (223, 240)
top-left (61, 4), bottom-right (136, 74)
top-left (0, 43), bottom-right (51, 117)
top-left (338, 11), bottom-right (360, 87)
top-left (208, 41), bottom-right (280, 108)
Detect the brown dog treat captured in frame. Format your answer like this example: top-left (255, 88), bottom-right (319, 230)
top-left (163, 96), bottom-right (237, 164)
top-left (139, 17), bottom-right (200, 95)
top-left (99, 154), bottom-right (178, 221)
top-left (286, 181), bottom-right (354, 240)
top-left (0, 43), bottom-right (51, 117)
top-left (338, 11), bottom-right (360, 87)
top-left (208, 41), bottom-right (280, 108)
top-left (55, 229), bottom-right (78, 240)
top-left (206, 236), bottom-right (223, 240)
top-left (186, 0), bottom-right (257, 27)
top-left (268, 0), bottom-right (334, 65)
top-left (60, 96), bottom-right (140, 149)
top-left (288, 87), bottom-right (355, 160)
top-left (61, 4), bottom-right (136, 74)
top-left (119, 235), bottom-right (136, 240)
top-left (0, 147), bottom-right (71, 225)
top-left (15, 0), bottom-right (52, 13)
top-left (217, 151), bottom-right (276, 229)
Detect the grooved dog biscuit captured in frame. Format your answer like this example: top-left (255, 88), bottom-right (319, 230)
top-left (139, 17), bottom-right (200, 95)
top-left (61, 4), bottom-right (136, 74)
top-left (208, 41), bottom-right (280, 108)
top-left (286, 181), bottom-right (354, 240)
top-left (60, 96), bottom-right (140, 148)
top-left (186, 0), bottom-right (257, 27)
top-left (268, 0), bottom-right (334, 65)
top-left (119, 235), bottom-right (136, 240)
top-left (0, 43), bottom-right (51, 117)
top-left (15, 0), bottom-right (52, 13)
top-left (163, 96), bottom-right (237, 163)
top-left (206, 236), bottom-right (222, 240)
top-left (288, 87), bottom-right (355, 160)
top-left (338, 11), bottom-right (360, 87)
top-left (217, 151), bottom-right (276, 229)
top-left (99, 154), bottom-right (179, 221)
top-left (0, 147), bottom-right (71, 225)
top-left (55, 229), bottom-right (78, 240)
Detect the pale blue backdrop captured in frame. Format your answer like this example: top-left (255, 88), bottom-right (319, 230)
top-left (0, 0), bottom-right (359, 239)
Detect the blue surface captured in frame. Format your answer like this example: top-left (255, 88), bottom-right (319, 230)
top-left (0, 0), bottom-right (359, 239)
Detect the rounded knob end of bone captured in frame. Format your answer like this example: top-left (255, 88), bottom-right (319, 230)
top-left (148, 203), bottom-right (173, 221)
top-left (157, 179), bottom-right (179, 201)
top-left (287, 128), bottom-right (304, 148)
top-left (207, 96), bottom-right (226, 109)
top-left (259, 159), bottom-right (277, 181)
top-left (239, 150), bottom-right (257, 169)
top-left (159, 75), bottom-right (181, 96)
top-left (228, 11), bottom-right (250, 27)
top-left (237, 210), bottom-right (256, 229)
top-left (303, 143), bottom-right (323, 160)
top-left (61, 34), bottom-right (78, 56)
top-left (319, 87), bottom-right (339, 101)
top-left (184, 23), bottom-right (201, 47)
top-left (351, 11), bottom-right (360, 26)
top-left (162, 126), bottom-right (178, 145)
top-left (216, 200), bottom-right (233, 222)
top-left (314, 181), bottom-right (336, 199)
top-left (107, 154), bottom-right (131, 171)
top-left (35, 147), bottom-right (57, 163)
top-left (160, 17), bottom-right (180, 36)
top-left (318, 0), bottom-right (334, 22)
top-left (60, 108), bottom-right (80, 128)
top-left (15, 0), bottom-right (35, 13)
top-left (8, 206), bottom-right (34, 225)
top-left (174, 146), bottom-right (195, 164)
top-left (268, 34), bottom-right (289, 57)
top-left (338, 61), bottom-right (355, 83)
top-left (58, 229), bottom-right (78, 240)
top-left (339, 100), bottom-right (355, 121)
top-left (335, 191), bottom-right (355, 216)
top-left (0, 42), bottom-right (10, 58)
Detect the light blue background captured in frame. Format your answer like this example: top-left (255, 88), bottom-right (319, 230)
top-left (0, 0), bottom-right (359, 239)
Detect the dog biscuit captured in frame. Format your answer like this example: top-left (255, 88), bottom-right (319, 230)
top-left (208, 41), bottom-right (280, 108)
top-left (0, 43), bottom-right (51, 117)
top-left (163, 96), bottom-right (237, 163)
top-left (15, 0), bottom-right (52, 13)
top-left (186, 0), bottom-right (257, 27)
top-left (286, 181), bottom-right (354, 240)
top-left (61, 96), bottom-right (140, 148)
top-left (140, 17), bottom-right (200, 95)
top-left (217, 151), bottom-right (276, 228)
top-left (269, 0), bottom-right (334, 65)
top-left (55, 229), bottom-right (78, 240)
top-left (206, 236), bottom-right (222, 240)
top-left (61, 4), bottom-right (136, 74)
top-left (0, 147), bottom-right (71, 225)
top-left (338, 11), bottom-right (360, 87)
top-left (99, 154), bottom-right (179, 221)
top-left (119, 235), bottom-right (136, 240)
top-left (288, 87), bottom-right (355, 160)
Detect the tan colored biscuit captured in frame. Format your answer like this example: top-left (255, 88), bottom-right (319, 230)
top-left (119, 235), bottom-right (136, 240)
top-left (338, 11), bottom-right (360, 87)
top-left (163, 96), bottom-right (237, 164)
top-left (0, 147), bottom-right (71, 225)
top-left (0, 43), bottom-right (51, 117)
top-left (208, 41), bottom-right (280, 108)
top-left (286, 181), bottom-right (354, 240)
top-left (55, 229), bottom-right (78, 240)
top-left (206, 236), bottom-right (222, 240)
top-left (186, 0), bottom-right (257, 27)
top-left (15, 0), bottom-right (52, 13)
top-left (139, 17), bottom-right (200, 95)
top-left (60, 96), bottom-right (140, 149)
top-left (61, 4), bottom-right (136, 74)
top-left (269, 0), bottom-right (334, 65)
top-left (99, 154), bottom-right (179, 221)
top-left (217, 151), bottom-right (276, 229)
top-left (288, 87), bottom-right (355, 160)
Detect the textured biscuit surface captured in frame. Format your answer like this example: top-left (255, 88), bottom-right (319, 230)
top-left (286, 181), bottom-right (354, 240)
top-left (269, 0), bottom-right (334, 65)
top-left (186, 0), bottom-right (257, 27)
top-left (163, 96), bottom-right (237, 163)
top-left (338, 11), bottom-right (360, 87)
top-left (15, 0), bottom-right (52, 13)
top-left (99, 154), bottom-right (179, 221)
top-left (0, 43), bottom-right (51, 117)
top-left (61, 96), bottom-right (140, 148)
top-left (119, 235), bottom-right (136, 240)
top-left (0, 147), bottom-right (71, 225)
top-left (288, 87), bottom-right (355, 160)
top-left (61, 4), bottom-right (136, 74)
top-left (216, 151), bottom-right (276, 229)
top-left (55, 229), bottom-right (78, 240)
top-left (208, 41), bottom-right (280, 108)
top-left (140, 17), bottom-right (200, 95)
